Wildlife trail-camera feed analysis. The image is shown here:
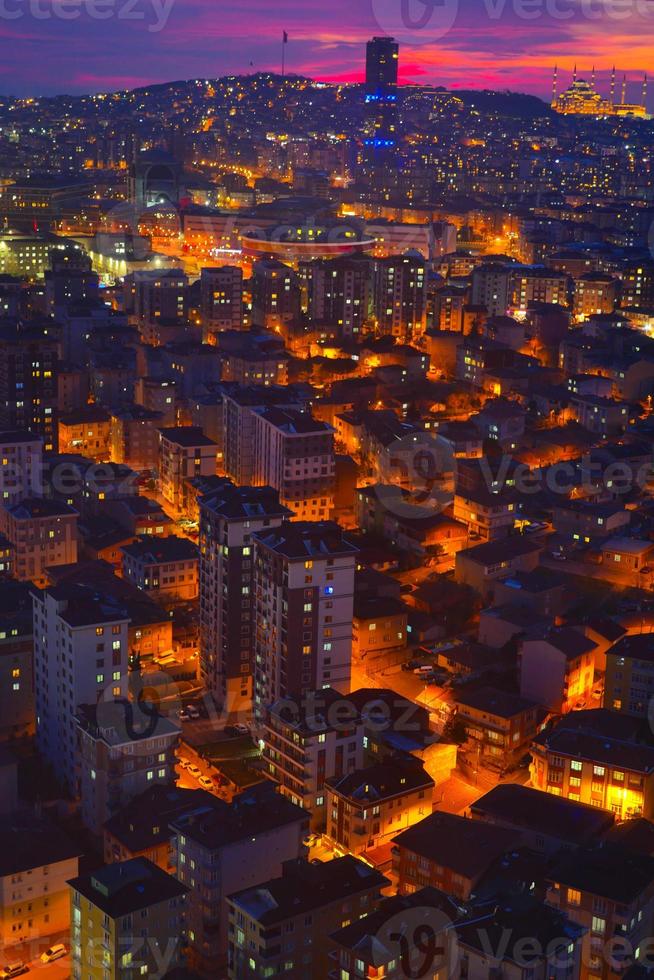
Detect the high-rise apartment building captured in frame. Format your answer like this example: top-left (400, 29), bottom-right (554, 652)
top-left (252, 521), bottom-right (357, 719)
top-left (69, 858), bottom-right (188, 980)
top-left (250, 259), bottom-right (300, 332)
top-left (33, 583), bottom-right (130, 794)
top-left (301, 255), bottom-right (372, 338)
top-left (373, 253), bottom-right (427, 341)
top-left (200, 265), bottom-right (243, 340)
top-left (0, 322), bottom-right (58, 451)
top-left (252, 407), bottom-right (335, 520)
top-left (199, 481), bottom-right (290, 710)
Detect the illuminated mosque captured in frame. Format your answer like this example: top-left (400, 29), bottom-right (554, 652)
top-left (551, 66), bottom-right (650, 119)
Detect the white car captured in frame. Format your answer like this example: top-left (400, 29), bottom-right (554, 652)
top-left (40, 945), bottom-right (66, 964)
top-left (198, 775), bottom-right (214, 790)
top-left (0, 963), bottom-right (28, 978)
top-left (187, 764), bottom-right (202, 779)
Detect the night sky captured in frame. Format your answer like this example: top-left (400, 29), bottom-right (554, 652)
top-left (2, 0), bottom-right (653, 100)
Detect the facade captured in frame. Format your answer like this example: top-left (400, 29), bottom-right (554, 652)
top-left (393, 810), bottom-right (517, 900)
top-left (352, 595), bottom-right (407, 662)
top-left (455, 686), bottom-right (541, 770)
top-left (0, 429), bottom-right (42, 507)
top-left (227, 856), bottom-right (387, 980)
top-left (0, 323), bottom-right (59, 451)
top-left (126, 267), bottom-right (188, 322)
top-left (325, 758), bottom-right (434, 856)
top-left (199, 481), bottom-right (290, 709)
top-left (520, 628), bottom-right (596, 714)
top-left (531, 713), bottom-right (654, 820)
top-left (453, 486), bottom-right (518, 542)
top-left (455, 537), bottom-right (542, 601)
top-left (58, 407), bottom-right (111, 460)
top-left (0, 497), bottom-right (78, 586)
top-left (373, 253), bottom-right (427, 342)
top-left (546, 845), bottom-right (654, 980)
top-left (68, 858), bottom-right (188, 980)
top-left (251, 259), bottom-right (301, 332)
top-left (604, 633), bottom-right (654, 718)
top-left (263, 688), bottom-right (366, 830)
top-left (302, 255), bottom-right (372, 338)
top-left (0, 580), bottom-right (35, 741)
top-left (200, 265), bottom-right (244, 339)
top-left (121, 534), bottom-right (199, 602)
top-left (75, 702), bottom-right (181, 836)
top-left (109, 408), bottom-right (163, 472)
top-left (33, 583), bottom-right (130, 793)
top-left (158, 426), bottom-right (218, 516)
top-left (252, 521), bottom-right (357, 719)
top-left (171, 785), bottom-right (307, 974)
top-left (252, 407), bottom-right (335, 521)
top-left (0, 814), bottom-right (79, 952)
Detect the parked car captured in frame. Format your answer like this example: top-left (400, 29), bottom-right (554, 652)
top-left (185, 705), bottom-right (200, 720)
top-left (303, 833), bottom-right (319, 847)
top-left (187, 764), bottom-right (202, 778)
top-left (41, 946), bottom-right (66, 964)
top-left (176, 757), bottom-right (190, 769)
top-left (551, 550), bottom-right (566, 561)
top-left (198, 776), bottom-right (214, 790)
top-left (0, 963), bottom-right (28, 978)
top-left (224, 723), bottom-right (250, 737)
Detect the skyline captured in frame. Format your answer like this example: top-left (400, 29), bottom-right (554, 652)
top-left (2, 0), bottom-right (654, 100)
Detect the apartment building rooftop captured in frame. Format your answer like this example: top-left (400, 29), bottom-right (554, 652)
top-left (254, 520), bottom-right (358, 560)
top-left (68, 857), bottom-right (188, 918)
top-left (228, 856), bottom-right (387, 926)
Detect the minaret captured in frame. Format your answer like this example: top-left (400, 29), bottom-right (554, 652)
top-left (610, 66), bottom-right (616, 104)
top-left (552, 65), bottom-right (558, 104)
top-left (573, 63), bottom-right (577, 84)
top-left (622, 73), bottom-right (627, 104)
top-left (591, 65), bottom-right (596, 90)
top-left (643, 74), bottom-right (648, 109)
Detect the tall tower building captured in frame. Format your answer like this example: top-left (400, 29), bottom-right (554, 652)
top-left (363, 37), bottom-right (399, 170)
top-left (301, 255), bottom-right (372, 339)
top-left (199, 481), bottom-right (290, 710)
top-left (252, 521), bottom-right (357, 720)
top-left (0, 323), bottom-right (59, 451)
top-left (373, 253), bottom-right (428, 342)
top-left (365, 36), bottom-right (399, 95)
top-left (200, 265), bottom-right (244, 341)
top-left (33, 584), bottom-right (130, 794)
top-left (250, 259), bottom-right (301, 333)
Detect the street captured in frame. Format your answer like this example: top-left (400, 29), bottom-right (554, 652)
top-left (0, 933), bottom-right (71, 980)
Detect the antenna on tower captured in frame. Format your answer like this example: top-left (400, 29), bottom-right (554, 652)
top-left (552, 65), bottom-right (558, 103)
top-left (622, 73), bottom-right (627, 104)
top-left (610, 66), bottom-right (616, 104)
